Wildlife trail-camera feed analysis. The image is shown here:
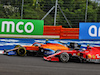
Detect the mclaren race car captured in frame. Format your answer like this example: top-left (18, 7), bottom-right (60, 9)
top-left (44, 45), bottom-right (100, 63)
top-left (4, 40), bottom-right (78, 56)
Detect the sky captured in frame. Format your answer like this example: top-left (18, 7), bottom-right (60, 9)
top-left (91, 0), bottom-right (100, 3)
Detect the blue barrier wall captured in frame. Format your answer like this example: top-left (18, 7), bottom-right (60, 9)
top-left (79, 22), bottom-right (100, 40)
top-left (0, 38), bottom-right (100, 50)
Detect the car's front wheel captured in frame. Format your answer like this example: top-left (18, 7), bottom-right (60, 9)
top-left (17, 47), bottom-right (26, 56)
top-left (60, 52), bottom-right (69, 63)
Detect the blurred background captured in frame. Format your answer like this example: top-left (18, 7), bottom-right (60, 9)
top-left (0, 0), bottom-right (100, 28)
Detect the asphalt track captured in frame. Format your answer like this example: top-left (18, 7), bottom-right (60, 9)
top-left (0, 55), bottom-right (100, 75)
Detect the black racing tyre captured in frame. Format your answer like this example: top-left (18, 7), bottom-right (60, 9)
top-left (4, 50), bottom-right (7, 55)
top-left (55, 50), bottom-right (61, 53)
top-left (14, 45), bottom-right (21, 48)
top-left (79, 57), bottom-right (87, 63)
top-left (17, 47), bottom-right (26, 56)
top-left (6, 52), bottom-right (9, 56)
top-left (36, 47), bottom-right (44, 56)
top-left (60, 52), bottom-right (69, 63)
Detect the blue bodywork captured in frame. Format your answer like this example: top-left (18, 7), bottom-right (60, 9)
top-left (7, 51), bottom-right (17, 55)
top-left (45, 41), bottom-right (63, 45)
top-left (44, 48), bottom-right (55, 55)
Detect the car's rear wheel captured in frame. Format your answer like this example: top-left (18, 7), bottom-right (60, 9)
top-left (17, 47), bottom-right (26, 56)
top-left (35, 47), bottom-right (44, 56)
top-left (60, 52), bottom-right (69, 63)
top-left (79, 57), bottom-right (87, 63)
top-left (6, 52), bottom-right (9, 56)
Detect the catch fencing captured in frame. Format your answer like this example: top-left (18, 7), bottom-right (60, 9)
top-left (0, 0), bottom-right (100, 28)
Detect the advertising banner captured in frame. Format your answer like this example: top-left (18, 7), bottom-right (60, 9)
top-left (0, 19), bottom-right (44, 35)
top-left (79, 22), bottom-right (100, 40)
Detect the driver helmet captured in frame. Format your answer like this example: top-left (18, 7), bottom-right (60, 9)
top-left (46, 39), bottom-right (48, 41)
top-left (46, 39), bottom-right (49, 44)
top-left (87, 44), bottom-right (90, 46)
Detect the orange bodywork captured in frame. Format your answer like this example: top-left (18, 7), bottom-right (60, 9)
top-left (41, 43), bottom-right (69, 51)
top-left (23, 43), bottom-right (69, 51)
top-left (23, 45), bottom-right (39, 51)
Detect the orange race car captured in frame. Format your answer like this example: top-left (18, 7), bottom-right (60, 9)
top-left (4, 40), bottom-right (80, 56)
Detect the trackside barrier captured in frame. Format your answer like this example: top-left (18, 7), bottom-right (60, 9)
top-left (43, 26), bottom-right (79, 39)
top-left (60, 28), bottom-right (79, 39)
top-left (43, 26), bottom-right (62, 35)
top-left (0, 50), bottom-right (4, 54)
